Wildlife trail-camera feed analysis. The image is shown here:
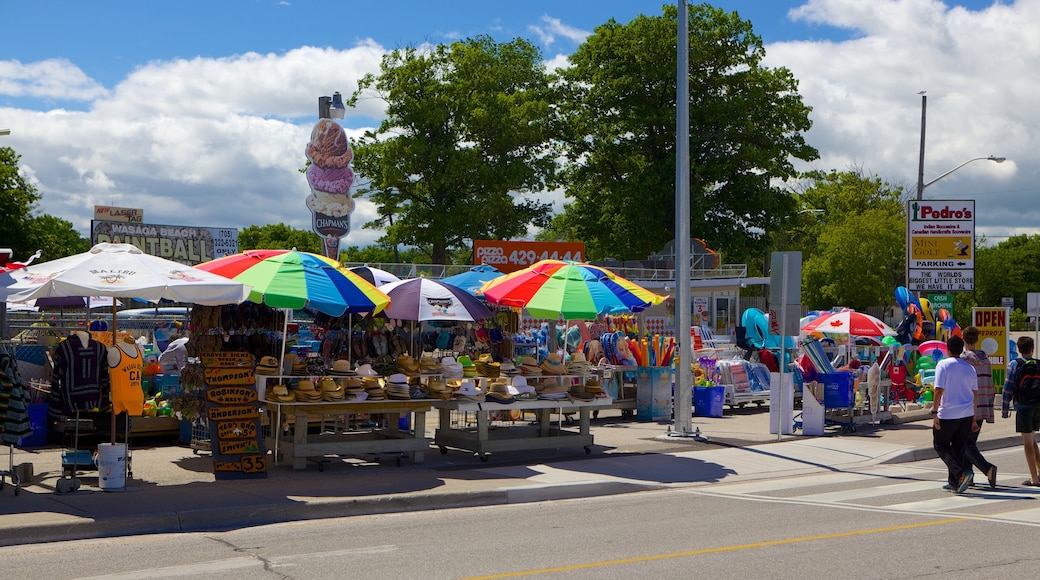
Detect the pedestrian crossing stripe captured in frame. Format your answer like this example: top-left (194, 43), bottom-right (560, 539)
top-left (681, 465), bottom-right (1040, 527)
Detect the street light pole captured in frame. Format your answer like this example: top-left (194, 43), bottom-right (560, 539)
top-left (916, 92), bottom-right (927, 200)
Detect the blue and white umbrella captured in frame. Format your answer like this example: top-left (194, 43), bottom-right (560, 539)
top-left (440, 265), bottom-right (504, 296)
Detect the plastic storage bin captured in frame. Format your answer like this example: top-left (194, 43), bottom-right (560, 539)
top-left (693, 385), bottom-right (725, 418)
top-left (820, 372), bottom-right (854, 407)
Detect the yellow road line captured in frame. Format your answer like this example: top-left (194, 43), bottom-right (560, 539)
top-left (461, 518), bottom-right (965, 579)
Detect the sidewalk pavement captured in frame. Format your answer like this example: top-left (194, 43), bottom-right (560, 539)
top-left (0, 403), bottom-right (1029, 547)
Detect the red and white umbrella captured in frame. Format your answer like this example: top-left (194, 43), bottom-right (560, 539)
top-left (800, 310), bottom-right (897, 337)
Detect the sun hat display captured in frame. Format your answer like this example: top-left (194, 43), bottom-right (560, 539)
top-left (452, 378), bottom-right (484, 401)
top-left (396, 354), bottom-right (421, 377)
top-left (385, 373), bottom-right (411, 400)
top-left (566, 352), bottom-right (591, 375)
top-left (520, 356), bottom-right (542, 376)
top-left (256, 356), bottom-right (280, 375)
top-left (540, 353), bottom-right (565, 375)
top-left (507, 376), bottom-right (537, 397)
top-left (419, 354), bottom-right (442, 373)
top-left (475, 355), bottom-right (501, 378)
top-left (485, 381), bottom-right (515, 404)
top-left (265, 384), bottom-right (296, 403)
top-left (355, 363), bottom-right (379, 377)
top-left (584, 378), bottom-right (608, 398)
top-left (327, 359), bottom-right (355, 375)
top-left (319, 377), bottom-right (345, 401)
top-left (457, 355), bottom-right (477, 378)
top-left (294, 379), bottom-right (323, 402)
top-left (567, 389), bottom-right (595, 402)
top-left (440, 356), bottom-right (464, 378)
top-left (538, 382), bottom-right (569, 399)
top-left (499, 359), bottom-right (518, 375)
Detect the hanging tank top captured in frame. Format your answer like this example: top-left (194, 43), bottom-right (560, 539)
top-left (110, 343), bottom-right (145, 416)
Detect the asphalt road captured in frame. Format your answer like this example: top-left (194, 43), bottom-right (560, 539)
top-left (5, 448), bottom-right (1039, 579)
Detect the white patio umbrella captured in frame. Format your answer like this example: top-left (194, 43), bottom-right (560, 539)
top-left (0, 242), bottom-right (251, 443)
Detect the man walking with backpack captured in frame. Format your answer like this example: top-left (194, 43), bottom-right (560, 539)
top-left (1002, 336), bottom-right (1040, 487)
top-left (932, 336), bottom-right (979, 493)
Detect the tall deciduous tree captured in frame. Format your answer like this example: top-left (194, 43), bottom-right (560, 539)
top-left (796, 169), bottom-right (906, 310)
top-left (554, 4), bottom-right (817, 263)
top-left (238, 224), bottom-right (321, 255)
top-left (1, 147), bottom-right (88, 262)
top-left (349, 36), bottom-right (556, 265)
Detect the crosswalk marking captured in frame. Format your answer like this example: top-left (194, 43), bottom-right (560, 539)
top-left (684, 465), bottom-right (1040, 527)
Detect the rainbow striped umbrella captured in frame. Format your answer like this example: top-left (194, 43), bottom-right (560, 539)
top-left (478, 259), bottom-right (664, 319)
top-left (196, 249), bottom-right (389, 316)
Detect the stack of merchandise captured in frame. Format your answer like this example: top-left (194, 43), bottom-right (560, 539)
top-left (440, 356), bottom-right (464, 379)
top-left (294, 380), bottom-right (323, 403)
top-left (507, 376), bottom-right (538, 399)
top-left (326, 359), bottom-right (355, 377)
top-left (396, 355), bottom-right (421, 378)
top-left (520, 356), bottom-right (542, 377)
top-left (583, 378), bottom-right (609, 399)
top-left (566, 352), bottom-right (591, 376)
top-left (355, 363), bottom-right (380, 378)
top-left (452, 378), bottom-right (484, 402)
top-left (419, 354), bottom-right (442, 375)
top-left (499, 359), bottom-right (519, 377)
top-left (426, 377), bottom-right (452, 400)
top-left (319, 377), bottom-right (345, 401)
top-left (365, 380), bottom-right (387, 401)
top-left (475, 354), bottom-right (501, 378)
top-left (457, 355), bottom-right (477, 378)
top-left (485, 379), bottom-right (515, 404)
top-left (256, 356), bottom-right (280, 376)
top-left (289, 355), bottom-right (309, 376)
top-left (540, 353), bottom-right (566, 376)
top-left (265, 384), bottom-right (295, 403)
top-left (537, 382), bottom-right (569, 401)
top-left (384, 374), bottom-right (411, 400)
top-left (344, 377), bottom-right (368, 401)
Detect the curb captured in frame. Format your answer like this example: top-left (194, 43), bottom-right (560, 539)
top-left (0, 481), bottom-right (657, 548)
top-left (882, 435), bottom-right (1023, 464)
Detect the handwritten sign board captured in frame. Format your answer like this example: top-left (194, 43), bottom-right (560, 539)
top-left (204, 352), bottom-right (266, 480)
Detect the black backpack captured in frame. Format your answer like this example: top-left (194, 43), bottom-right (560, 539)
top-left (1015, 358), bottom-right (1040, 406)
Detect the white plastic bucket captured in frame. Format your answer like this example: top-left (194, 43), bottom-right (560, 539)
top-left (97, 443), bottom-right (127, 490)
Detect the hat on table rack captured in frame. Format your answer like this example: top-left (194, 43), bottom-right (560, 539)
top-left (355, 363), bottom-right (379, 378)
top-left (385, 373), bottom-right (411, 400)
top-left (327, 359), bottom-right (355, 376)
top-left (540, 353), bottom-right (565, 375)
top-left (507, 376), bottom-right (537, 397)
top-left (257, 356), bottom-right (280, 375)
top-left (452, 378), bottom-right (484, 401)
top-left (266, 384), bottom-right (296, 403)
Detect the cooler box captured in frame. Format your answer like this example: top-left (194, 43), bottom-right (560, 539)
top-left (693, 386), bottom-right (725, 418)
top-left (820, 372), bottom-right (854, 408)
top-left (635, 366), bottom-right (672, 422)
top-left (152, 374), bottom-right (182, 396)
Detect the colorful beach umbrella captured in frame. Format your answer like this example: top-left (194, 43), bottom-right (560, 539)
top-left (477, 259), bottom-right (664, 320)
top-left (379, 278), bottom-right (492, 322)
top-left (348, 265), bottom-right (400, 288)
top-left (196, 249), bottom-right (389, 317)
top-left (439, 265), bottom-right (504, 296)
top-left (800, 310), bottom-right (897, 337)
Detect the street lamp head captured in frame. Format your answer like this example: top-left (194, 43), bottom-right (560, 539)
top-left (328, 92), bottom-right (346, 120)
top-left (989, 156), bottom-right (1006, 163)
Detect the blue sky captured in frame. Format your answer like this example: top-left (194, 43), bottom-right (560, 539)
top-left (0, 0), bottom-right (1033, 253)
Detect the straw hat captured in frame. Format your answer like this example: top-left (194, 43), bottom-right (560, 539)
top-left (419, 354), bottom-right (442, 373)
top-left (452, 378), bottom-right (484, 401)
top-left (256, 356), bottom-right (280, 375)
top-left (540, 353), bottom-right (565, 375)
top-left (319, 377), bottom-right (345, 400)
top-left (385, 374), bottom-right (411, 400)
top-left (327, 359), bottom-right (355, 375)
top-left (485, 388), bottom-right (515, 404)
top-left (265, 384), bottom-right (295, 403)
top-left (294, 379), bottom-right (323, 402)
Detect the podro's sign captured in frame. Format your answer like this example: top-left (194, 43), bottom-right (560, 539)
top-left (91, 221), bottom-right (238, 266)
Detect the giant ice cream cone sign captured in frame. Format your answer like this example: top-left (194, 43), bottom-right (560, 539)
top-left (305, 118), bottom-right (355, 258)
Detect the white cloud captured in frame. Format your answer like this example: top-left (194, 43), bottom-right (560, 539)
top-left (529, 15), bottom-right (591, 47)
top-left (768, 0), bottom-right (1038, 243)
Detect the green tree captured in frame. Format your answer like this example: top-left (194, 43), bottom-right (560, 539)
top-left (25, 214), bottom-right (90, 259)
top-left (1, 146), bottom-right (89, 263)
top-left (238, 224), bottom-right (321, 254)
top-left (793, 169), bottom-right (906, 309)
top-left (349, 36), bottom-right (557, 265)
top-left (553, 4), bottom-right (817, 263)
top-left (0, 147), bottom-right (42, 261)
top-left (975, 234), bottom-right (1040, 313)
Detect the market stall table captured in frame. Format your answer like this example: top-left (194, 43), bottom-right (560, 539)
top-left (432, 396), bottom-right (613, 461)
top-left (264, 397), bottom-right (433, 470)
